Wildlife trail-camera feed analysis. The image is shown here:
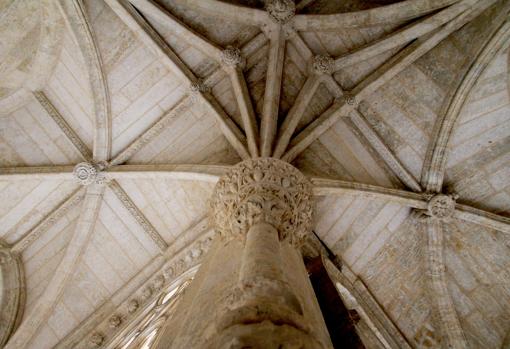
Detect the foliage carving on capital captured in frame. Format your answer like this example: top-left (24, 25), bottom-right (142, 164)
top-left (266, 0), bottom-right (295, 24)
top-left (210, 158), bottom-right (313, 245)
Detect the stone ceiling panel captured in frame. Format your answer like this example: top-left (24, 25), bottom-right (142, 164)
top-left (109, 56), bottom-right (183, 157)
top-left (445, 47), bottom-right (510, 216)
top-left (245, 39), bottom-right (268, 122)
top-left (445, 219), bottom-right (510, 348)
top-left (21, 203), bottom-right (81, 320)
top-left (84, 0), bottom-right (189, 159)
top-left (315, 195), bottom-right (409, 270)
top-left (84, 0), bottom-right (138, 73)
top-left (356, 214), bottom-right (437, 347)
top-left (213, 76), bottom-right (244, 129)
top-left (42, 27), bottom-right (95, 153)
top-left (362, 69), bottom-right (438, 182)
top-left (334, 45), bottom-right (401, 90)
top-left (126, 106), bottom-right (242, 165)
top-left (116, 178), bottom-right (215, 245)
top-left (140, 7), bottom-right (220, 79)
top-left (0, 0), bottom-right (40, 97)
top-left (307, 25), bottom-right (395, 57)
top-left (154, 0), bottom-right (261, 47)
top-left (298, 119), bottom-right (397, 187)
top-left (297, 0), bottom-right (403, 14)
top-left (0, 180), bottom-right (79, 244)
top-left (23, 184), bottom-right (166, 348)
top-left (280, 40), bottom-right (308, 118)
top-left (0, 98), bottom-right (84, 166)
top-left (1, 0), bottom-right (509, 347)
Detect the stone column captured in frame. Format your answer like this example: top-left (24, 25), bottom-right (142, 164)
top-left (154, 158), bottom-right (332, 349)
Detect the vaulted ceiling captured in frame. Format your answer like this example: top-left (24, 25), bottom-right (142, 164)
top-left (0, 0), bottom-right (509, 348)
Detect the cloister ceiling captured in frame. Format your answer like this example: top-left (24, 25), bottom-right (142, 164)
top-left (0, 0), bottom-right (509, 348)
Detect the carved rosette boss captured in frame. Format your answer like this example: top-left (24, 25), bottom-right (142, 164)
top-left (266, 0), bottom-right (296, 24)
top-left (73, 162), bottom-right (109, 186)
top-left (415, 193), bottom-right (457, 221)
top-left (427, 194), bottom-right (456, 220)
top-left (312, 55), bottom-right (334, 75)
top-left (221, 47), bottom-right (244, 68)
top-left (210, 158), bottom-right (313, 247)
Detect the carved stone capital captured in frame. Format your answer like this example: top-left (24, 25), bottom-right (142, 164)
top-left (266, 0), bottom-right (295, 24)
top-left (312, 55), bottom-right (334, 75)
top-left (210, 158), bottom-right (313, 246)
top-left (73, 162), bottom-right (109, 186)
top-left (221, 47), bottom-right (244, 68)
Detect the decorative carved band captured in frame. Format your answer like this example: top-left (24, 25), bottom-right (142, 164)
top-left (108, 181), bottom-right (168, 251)
top-left (33, 91), bottom-right (92, 161)
top-left (11, 188), bottom-right (85, 254)
top-left (210, 158), bottom-right (313, 246)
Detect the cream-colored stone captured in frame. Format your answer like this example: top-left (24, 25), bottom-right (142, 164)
top-left (0, 0), bottom-right (509, 348)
